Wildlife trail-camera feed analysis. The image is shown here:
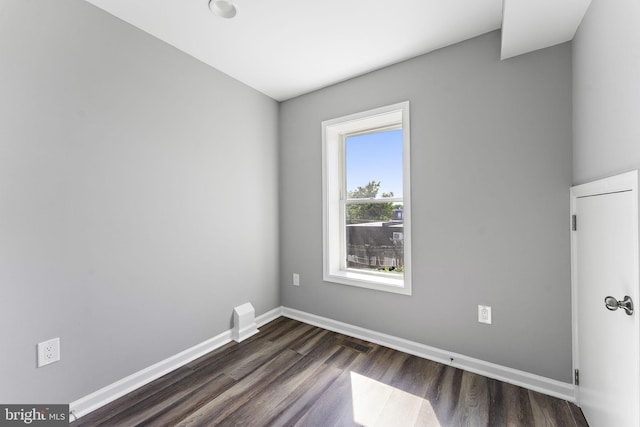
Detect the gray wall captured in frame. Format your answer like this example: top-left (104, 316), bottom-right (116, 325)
top-left (573, 0), bottom-right (640, 184)
top-left (0, 0), bottom-right (279, 403)
top-left (280, 31), bottom-right (573, 382)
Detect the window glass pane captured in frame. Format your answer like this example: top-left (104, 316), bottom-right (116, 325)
top-left (345, 202), bottom-right (404, 275)
top-left (345, 129), bottom-right (403, 199)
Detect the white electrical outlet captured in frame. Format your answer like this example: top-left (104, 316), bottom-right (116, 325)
top-left (478, 305), bottom-right (492, 324)
top-left (37, 337), bottom-right (60, 367)
top-left (293, 273), bottom-right (300, 286)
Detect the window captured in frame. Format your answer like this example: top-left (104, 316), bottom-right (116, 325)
top-left (322, 102), bottom-right (411, 295)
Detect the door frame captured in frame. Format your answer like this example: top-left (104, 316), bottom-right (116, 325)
top-left (570, 170), bottom-right (640, 406)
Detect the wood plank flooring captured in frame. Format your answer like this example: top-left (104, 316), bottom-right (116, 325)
top-left (71, 317), bottom-right (589, 426)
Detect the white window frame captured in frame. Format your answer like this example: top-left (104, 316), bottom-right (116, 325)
top-left (322, 101), bottom-right (412, 295)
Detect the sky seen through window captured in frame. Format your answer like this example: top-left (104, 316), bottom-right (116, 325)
top-left (345, 129), bottom-right (403, 198)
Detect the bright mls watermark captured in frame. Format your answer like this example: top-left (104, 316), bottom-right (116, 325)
top-left (0, 405), bottom-right (68, 426)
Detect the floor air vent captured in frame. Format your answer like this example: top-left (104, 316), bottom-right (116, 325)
top-left (339, 340), bottom-right (373, 353)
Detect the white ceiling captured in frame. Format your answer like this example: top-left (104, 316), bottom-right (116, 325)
top-left (501, 0), bottom-right (592, 60)
top-left (83, 0), bottom-right (591, 101)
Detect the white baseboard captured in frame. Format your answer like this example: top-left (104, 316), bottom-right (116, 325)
top-left (255, 306), bottom-right (283, 327)
top-left (281, 307), bottom-right (576, 403)
top-left (69, 306), bottom-right (282, 420)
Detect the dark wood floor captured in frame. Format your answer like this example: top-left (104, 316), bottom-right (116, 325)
top-left (71, 317), bottom-right (588, 426)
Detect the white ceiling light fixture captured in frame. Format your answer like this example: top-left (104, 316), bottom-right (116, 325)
top-left (209, 0), bottom-right (237, 19)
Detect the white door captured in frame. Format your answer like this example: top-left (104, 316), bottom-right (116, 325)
top-left (571, 170), bottom-right (640, 427)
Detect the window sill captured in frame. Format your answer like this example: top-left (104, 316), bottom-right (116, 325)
top-left (324, 269), bottom-right (411, 295)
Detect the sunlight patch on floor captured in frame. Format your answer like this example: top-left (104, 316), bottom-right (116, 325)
top-left (350, 371), bottom-right (441, 427)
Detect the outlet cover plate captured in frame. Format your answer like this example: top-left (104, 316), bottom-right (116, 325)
top-left (293, 273), bottom-right (300, 286)
top-left (478, 305), bottom-right (492, 324)
top-left (37, 337), bottom-right (60, 367)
